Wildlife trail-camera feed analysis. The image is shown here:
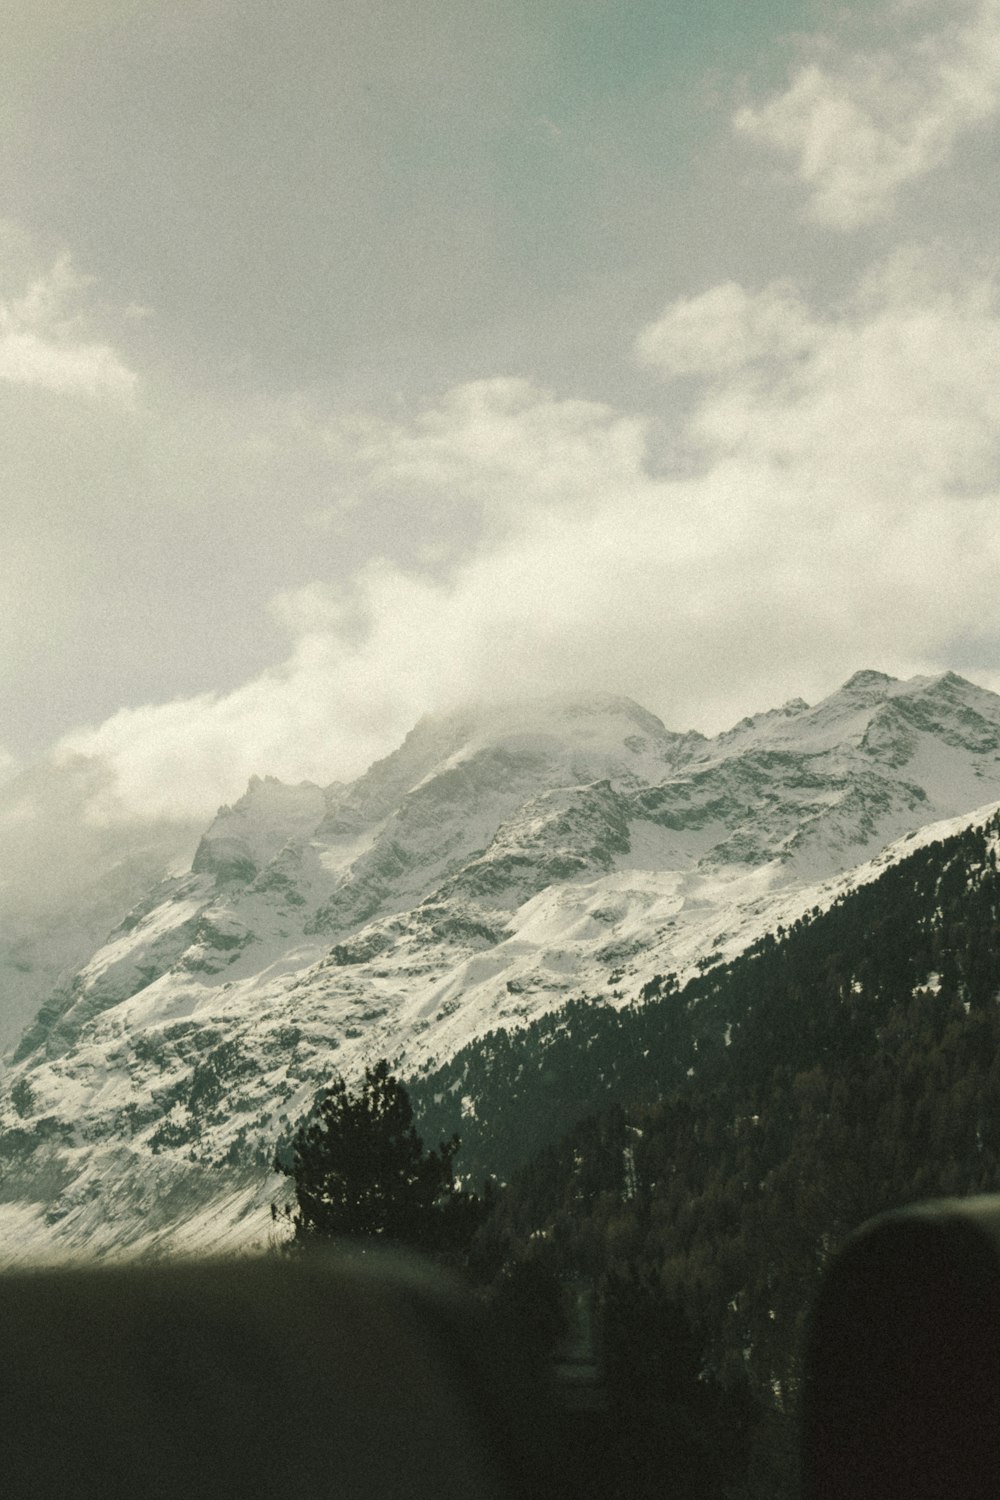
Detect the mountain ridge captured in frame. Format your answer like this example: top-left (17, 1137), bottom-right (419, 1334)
top-left (3, 669), bottom-right (1000, 1262)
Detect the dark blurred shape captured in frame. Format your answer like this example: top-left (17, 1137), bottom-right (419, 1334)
top-left (804, 1195), bottom-right (1000, 1500)
top-left (0, 1249), bottom-right (551, 1499)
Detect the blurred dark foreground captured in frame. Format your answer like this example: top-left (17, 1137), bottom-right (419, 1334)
top-left (0, 1249), bottom-right (570, 1500)
top-left (12, 1195), bottom-right (1000, 1500)
top-left (804, 1194), bottom-right (1000, 1500)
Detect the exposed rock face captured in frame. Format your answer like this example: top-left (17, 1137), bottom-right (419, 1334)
top-left (3, 674), bottom-right (1000, 1262)
top-left (192, 777), bottom-right (328, 886)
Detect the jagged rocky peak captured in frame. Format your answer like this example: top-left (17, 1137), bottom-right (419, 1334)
top-left (404, 691), bottom-right (691, 782)
top-left (840, 668), bottom-right (898, 697)
top-left (713, 671), bottom-right (997, 764)
top-left (307, 694), bottom-right (691, 936)
top-left (897, 670), bottom-right (997, 710)
top-left (865, 672), bottom-right (1000, 758)
top-left (192, 774), bottom-right (326, 885)
top-left (317, 691), bottom-right (690, 840)
top-left (463, 690), bottom-right (671, 739)
top-left (836, 668), bottom-right (987, 712)
top-left (314, 706), bottom-right (486, 834)
top-left (427, 691), bottom-right (685, 760)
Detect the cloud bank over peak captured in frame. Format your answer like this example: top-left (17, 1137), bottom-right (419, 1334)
top-left (735, 0), bottom-right (1000, 228)
top-left (57, 243), bottom-right (1000, 823)
top-left (11, 0), bottom-right (1000, 831)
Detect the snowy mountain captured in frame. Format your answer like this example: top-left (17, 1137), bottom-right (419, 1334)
top-left (3, 672), bottom-right (1000, 1263)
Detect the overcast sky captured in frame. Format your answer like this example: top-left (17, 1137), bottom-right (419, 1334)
top-left (3, 0), bottom-right (1000, 821)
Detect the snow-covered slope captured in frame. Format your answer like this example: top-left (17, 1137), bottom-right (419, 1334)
top-left (3, 673), bottom-right (1000, 1264)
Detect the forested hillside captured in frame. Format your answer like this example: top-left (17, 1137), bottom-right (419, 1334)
top-left (412, 811), bottom-right (1000, 1497)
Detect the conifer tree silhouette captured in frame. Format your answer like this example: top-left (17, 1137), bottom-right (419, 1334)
top-left (275, 1059), bottom-right (485, 1254)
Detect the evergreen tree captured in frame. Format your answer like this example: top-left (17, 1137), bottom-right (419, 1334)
top-left (275, 1059), bottom-right (486, 1256)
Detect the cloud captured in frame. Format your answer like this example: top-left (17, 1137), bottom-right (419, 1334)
top-left (0, 246), bottom-right (137, 400)
top-left (316, 378), bottom-right (646, 528)
top-left (54, 248), bottom-right (1000, 823)
top-left (635, 281), bottom-right (817, 378)
top-left (640, 251), bottom-right (1000, 493)
top-left (734, 0), bottom-right (1000, 228)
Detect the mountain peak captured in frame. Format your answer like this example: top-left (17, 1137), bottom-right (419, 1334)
top-left (919, 670), bottom-right (979, 697)
top-left (341, 692), bottom-right (685, 814)
top-left (192, 775), bottom-right (327, 884)
top-left (840, 669), bottom-right (897, 695)
top-left (419, 691), bottom-right (672, 743)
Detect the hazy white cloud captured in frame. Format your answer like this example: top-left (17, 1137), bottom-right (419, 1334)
top-left (0, 751), bottom-right (200, 1050)
top-left (55, 249), bottom-right (1000, 822)
top-left (635, 281), bottom-right (818, 378)
top-left (0, 248), bottom-right (137, 400)
top-left (735, 0), bottom-right (1000, 228)
top-left (317, 378), bottom-right (647, 527)
top-left (641, 251), bottom-right (1000, 494)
